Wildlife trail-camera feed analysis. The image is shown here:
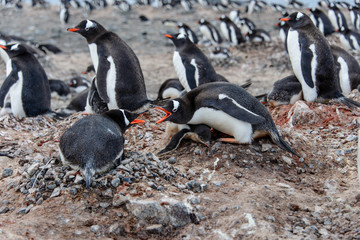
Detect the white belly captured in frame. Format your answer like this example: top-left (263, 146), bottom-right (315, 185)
top-left (220, 22), bottom-right (229, 41)
top-left (188, 107), bottom-right (253, 143)
top-left (337, 56), bottom-right (351, 95)
top-left (106, 56), bottom-right (118, 109)
top-left (339, 34), bottom-right (352, 50)
top-left (173, 51), bottom-right (191, 91)
top-left (200, 25), bottom-right (213, 42)
top-left (162, 87), bottom-right (181, 99)
top-left (350, 35), bottom-right (360, 50)
top-left (328, 11), bottom-right (338, 30)
top-left (9, 71), bottom-right (26, 117)
top-left (88, 43), bottom-right (99, 73)
top-left (287, 30), bottom-right (317, 102)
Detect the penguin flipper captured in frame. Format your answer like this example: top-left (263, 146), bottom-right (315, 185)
top-left (95, 55), bottom-right (110, 103)
top-left (157, 128), bottom-right (191, 155)
top-left (184, 60), bottom-right (197, 89)
top-left (88, 79), bottom-right (108, 114)
top-left (300, 44), bottom-right (315, 88)
top-left (0, 71), bottom-right (18, 107)
top-left (204, 96), bottom-right (266, 124)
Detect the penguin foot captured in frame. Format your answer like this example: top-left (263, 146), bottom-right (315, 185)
top-left (219, 138), bottom-right (240, 144)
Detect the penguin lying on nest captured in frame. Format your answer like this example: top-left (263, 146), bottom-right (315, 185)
top-left (59, 109), bottom-right (145, 188)
top-left (156, 82), bottom-right (301, 158)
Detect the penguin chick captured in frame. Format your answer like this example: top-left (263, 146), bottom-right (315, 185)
top-left (157, 78), bottom-right (184, 100)
top-left (158, 124), bottom-right (211, 155)
top-left (165, 33), bottom-right (228, 92)
top-left (245, 29), bottom-right (271, 43)
top-left (155, 82), bottom-right (301, 157)
top-left (67, 20), bottom-right (151, 113)
top-left (210, 46), bottom-right (231, 59)
top-left (49, 79), bottom-right (71, 97)
top-left (68, 76), bottom-right (91, 93)
top-left (281, 12), bottom-right (360, 108)
top-left (59, 109), bottom-right (145, 188)
top-left (0, 43), bottom-right (52, 117)
top-left (64, 89), bottom-right (89, 114)
top-left (267, 75), bottom-right (303, 106)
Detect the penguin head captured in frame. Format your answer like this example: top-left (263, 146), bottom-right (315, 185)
top-left (102, 109), bottom-right (145, 132)
top-left (156, 99), bottom-right (189, 124)
top-left (197, 18), bottom-right (208, 25)
top-left (0, 43), bottom-right (28, 57)
top-left (164, 33), bottom-right (193, 49)
top-left (67, 20), bottom-right (106, 43)
top-left (280, 12), bottom-right (312, 29)
top-left (218, 15), bottom-right (229, 22)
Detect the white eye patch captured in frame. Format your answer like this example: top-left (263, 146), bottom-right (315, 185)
top-left (172, 100), bottom-right (180, 112)
top-left (177, 33), bottom-right (186, 39)
top-left (86, 20), bottom-right (96, 29)
top-left (10, 44), bottom-right (19, 51)
top-left (296, 12), bottom-right (304, 20)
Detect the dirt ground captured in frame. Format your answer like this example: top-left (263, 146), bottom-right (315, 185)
top-left (0, 3), bottom-right (360, 240)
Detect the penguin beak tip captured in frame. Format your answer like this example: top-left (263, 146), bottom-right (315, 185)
top-left (67, 28), bottom-right (80, 32)
top-left (164, 34), bottom-right (173, 39)
top-left (0, 45), bottom-right (6, 49)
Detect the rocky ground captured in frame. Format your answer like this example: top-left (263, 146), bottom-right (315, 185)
top-left (0, 3), bottom-right (360, 240)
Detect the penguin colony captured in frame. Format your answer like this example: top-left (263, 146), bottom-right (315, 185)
top-left (1, 1), bottom-right (360, 188)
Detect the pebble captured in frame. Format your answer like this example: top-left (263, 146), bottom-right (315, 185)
top-left (112, 194), bottom-right (129, 207)
top-left (345, 135), bottom-right (357, 142)
top-left (145, 224), bottom-right (163, 234)
top-left (108, 223), bottom-right (124, 235)
top-left (168, 157), bottom-right (178, 164)
top-left (335, 150), bottom-right (345, 156)
top-left (50, 187), bottom-right (61, 198)
top-left (261, 144), bottom-right (272, 152)
top-left (90, 225), bottom-right (101, 233)
top-left (103, 189), bottom-right (113, 198)
top-left (100, 202), bottom-right (110, 209)
top-left (211, 181), bottom-right (225, 187)
top-left (0, 207), bottom-right (9, 214)
top-left (282, 156), bottom-right (292, 165)
top-left (2, 168), bottom-right (13, 178)
top-left (27, 163), bottom-right (40, 176)
top-left (74, 175), bottom-right (83, 184)
top-left (111, 178), bottom-right (121, 188)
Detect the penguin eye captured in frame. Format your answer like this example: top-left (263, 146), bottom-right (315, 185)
top-left (85, 27), bottom-right (90, 31)
top-left (173, 107), bottom-right (178, 112)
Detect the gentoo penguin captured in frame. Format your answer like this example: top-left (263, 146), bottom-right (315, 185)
top-left (60, 1), bottom-right (70, 25)
top-left (328, 3), bottom-right (348, 31)
top-left (165, 33), bottom-right (227, 92)
top-left (209, 46), bottom-right (231, 59)
top-left (59, 109), bottom-right (144, 188)
top-left (335, 1), bottom-right (350, 9)
top-left (157, 124), bottom-right (211, 155)
top-left (281, 12), bottom-right (360, 107)
top-left (0, 43), bottom-right (52, 117)
top-left (356, 0), bottom-right (360, 7)
top-left (308, 8), bottom-right (334, 36)
top-left (267, 75), bottom-right (303, 106)
top-left (275, 21), bottom-right (290, 52)
top-left (236, 18), bottom-right (256, 35)
top-left (82, 64), bottom-right (95, 74)
top-left (157, 78), bottom-right (184, 100)
top-left (177, 22), bottom-right (198, 44)
top-left (180, 0), bottom-right (192, 11)
top-left (198, 18), bottom-right (223, 45)
top-left (115, 0), bottom-right (132, 12)
top-left (337, 26), bottom-right (360, 51)
top-left (36, 43), bottom-right (63, 54)
top-left (245, 29), bottom-right (271, 43)
top-left (49, 79), bottom-right (71, 98)
top-left (218, 15), bottom-right (245, 45)
top-left (67, 20), bottom-right (151, 113)
top-left (229, 10), bottom-right (240, 22)
top-left (155, 82), bottom-right (301, 157)
top-left (271, 3), bottom-right (286, 12)
top-left (68, 76), bottom-right (91, 93)
top-left (64, 89), bottom-right (89, 113)
top-left (331, 45), bottom-right (360, 95)
top-left (349, 6), bottom-right (360, 31)
top-left (287, 0), bottom-right (303, 9)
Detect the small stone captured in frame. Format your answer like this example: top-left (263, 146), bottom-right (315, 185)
top-left (234, 172), bottom-right (242, 179)
top-left (211, 181), bottom-right (225, 187)
top-left (112, 194), bottom-right (129, 207)
top-left (261, 144), bottom-right (272, 152)
top-left (319, 228), bottom-right (328, 236)
top-left (335, 150), bottom-right (345, 156)
top-left (148, 181), bottom-right (158, 190)
top-left (108, 223), bottom-right (124, 235)
top-left (69, 187), bottom-right (78, 195)
top-left (168, 157), bottom-right (178, 164)
top-left (186, 180), bottom-right (203, 192)
top-left (103, 188), bottom-right (113, 198)
top-left (27, 163), bottom-right (40, 176)
top-left (267, 215), bottom-right (275, 222)
top-left (346, 135), bottom-right (357, 142)
top-left (74, 175), bottom-right (83, 184)
top-left (145, 224), bottom-right (163, 234)
top-left (194, 147), bottom-right (202, 155)
top-left (100, 202), bottom-right (110, 209)
top-left (2, 168), bottom-right (13, 178)
top-left (111, 178), bottom-right (121, 188)
top-left (50, 187), bottom-right (61, 198)
top-left (282, 156), bottom-right (292, 165)
top-left (0, 207), bottom-right (9, 214)
top-left (189, 197), bottom-right (201, 205)
top-left (90, 225), bottom-right (101, 233)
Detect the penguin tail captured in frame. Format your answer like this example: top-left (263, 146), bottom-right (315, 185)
top-left (335, 96), bottom-right (360, 108)
top-left (44, 110), bottom-right (71, 120)
top-left (84, 165), bottom-right (95, 189)
top-left (269, 130), bottom-right (301, 158)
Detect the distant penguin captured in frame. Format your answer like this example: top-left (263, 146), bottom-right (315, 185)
top-left (328, 3), bottom-right (348, 31)
top-left (218, 15), bottom-right (245, 45)
top-left (157, 78), bottom-right (184, 100)
top-left (331, 45), bottom-right (360, 95)
top-left (180, 0), bottom-right (192, 11)
top-left (236, 18), bottom-right (256, 35)
top-left (356, 0), bottom-right (360, 7)
top-left (308, 8), bottom-right (334, 36)
top-left (210, 46), bottom-right (231, 59)
top-left (229, 10), bottom-right (240, 22)
top-left (318, 0), bottom-right (329, 8)
top-left (349, 6), bottom-right (360, 31)
top-left (275, 21), bottom-right (290, 52)
top-left (337, 26), bottom-right (360, 51)
top-left (64, 89), bottom-right (89, 113)
top-left (68, 76), bottom-right (91, 93)
top-left (49, 79), bottom-right (71, 98)
top-left (0, 43), bottom-right (52, 117)
top-left (60, 2), bottom-right (70, 25)
top-left (59, 109), bottom-right (144, 188)
top-left (67, 20), bottom-right (151, 113)
top-left (36, 43), bottom-right (63, 54)
top-left (267, 75), bottom-right (303, 106)
top-left (198, 18), bottom-right (223, 45)
top-left (115, 0), bottom-right (131, 12)
top-left (85, 77), bottom-right (109, 114)
top-left (281, 12), bottom-right (360, 107)
top-left (177, 22), bottom-right (198, 44)
top-left (287, 0), bottom-right (303, 9)
top-left (82, 64), bottom-right (95, 74)
top-left (157, 124), bottom-right (211, 155)
top-left (155, 82), bottom-right (301, 157)
top-left (271, 3), bottom-right (286, 12)
top-left (245, 29), bottom-right (271, 42)
top-left (165, 33), bottom-right (227, 92)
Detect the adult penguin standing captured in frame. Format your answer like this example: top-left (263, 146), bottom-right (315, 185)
top-left (67, 20), bottom-right (151, 114)
top-left (280, 12), bottom-right (360, 107)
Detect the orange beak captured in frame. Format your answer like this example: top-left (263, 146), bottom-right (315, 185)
top-left (156, 106), bottom-right (172, 123)
top-left (0, 45), bottom-right (6, 49)
top-left (68, 82), bottom-right (73, 86)
top-left (67, 28), bottom-right (80, 32)
top-left (130, 119), bottom-right (145, 124)
top-left (280, 18), bottom-right (290, 22)
top-left (164, 34), bottom-right (173, 39)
